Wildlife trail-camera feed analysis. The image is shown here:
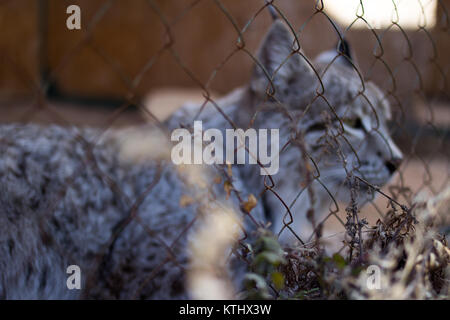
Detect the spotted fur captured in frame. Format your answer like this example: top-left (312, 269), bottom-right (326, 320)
top-left (0, 21), bottom-right (402, 299)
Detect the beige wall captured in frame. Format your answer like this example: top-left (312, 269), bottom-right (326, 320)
top-left (0, 0), bottom-right (448, 102)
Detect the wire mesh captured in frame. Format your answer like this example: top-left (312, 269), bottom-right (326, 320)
top-left (0, 0), bottom-right (448, 299)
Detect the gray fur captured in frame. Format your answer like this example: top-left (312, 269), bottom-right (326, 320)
top-left (0, 21), bottom-right (402, 299)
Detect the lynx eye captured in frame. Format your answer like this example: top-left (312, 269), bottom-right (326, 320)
top-left (343, 118), bottom-right (364, 130)
top-left (306, 123), bottom-right (327, 133)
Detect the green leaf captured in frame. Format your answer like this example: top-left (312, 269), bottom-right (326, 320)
top-left (271, 272), bottom-right (285, 290)
top-left (260, 236), bottom-right (284, 254)
top-left (332, 253), bottom-right (347, 269)
top-left (351, 266), bottom-right (364, 276)
top-left (253, 252), bottom-right (285, 270)
top-left (244, 273), bottom-right (267, 291)
top-left (294, 288), bottom-right (320, 300)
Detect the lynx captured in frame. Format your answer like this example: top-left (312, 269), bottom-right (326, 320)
top-left (0, 21), bottom-right (402, 299)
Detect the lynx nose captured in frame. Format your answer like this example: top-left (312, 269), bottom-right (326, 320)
top-left (385, 157), bottom-right (402, 175)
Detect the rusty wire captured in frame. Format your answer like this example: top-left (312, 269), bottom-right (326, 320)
top-left (0, 0), bottom-right (448, 298)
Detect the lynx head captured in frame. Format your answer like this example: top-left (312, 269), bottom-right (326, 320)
top-left (250, 21), bottom-right (403, 210)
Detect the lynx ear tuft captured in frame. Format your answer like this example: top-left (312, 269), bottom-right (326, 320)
top-left (250, 21), bottom-right (315, 99)
top-left (315, 39), bottom-right (355, 68)
top-left (338, 39), bottom-right (352, 62)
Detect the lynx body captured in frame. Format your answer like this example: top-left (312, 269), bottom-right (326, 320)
top-left (0, 21), bottom-right (401, 299)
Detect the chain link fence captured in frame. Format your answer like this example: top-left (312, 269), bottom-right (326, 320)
top-left (0, 0), bottom-right (448, 299)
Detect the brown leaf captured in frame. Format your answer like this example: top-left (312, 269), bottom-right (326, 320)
top-left (243, 194), bottom-right (258, 213)
top-left (227, 163), bottom-right (233, 177)
top-left (179, 195), bottom-right (194, 207)
top-left (224, 181), bottom-right (233, 200)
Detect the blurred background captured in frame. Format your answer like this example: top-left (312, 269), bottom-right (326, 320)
top-left (0, 0), bottom-right (448, 232)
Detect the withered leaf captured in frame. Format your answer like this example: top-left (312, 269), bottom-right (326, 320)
top-left (243, 194), bottom-right (258, 213)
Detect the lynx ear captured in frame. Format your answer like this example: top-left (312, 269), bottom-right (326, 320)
top-left (250, 21), bottom-right (315, 99)
top-left (315, 39), bottom-right (355, 68)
